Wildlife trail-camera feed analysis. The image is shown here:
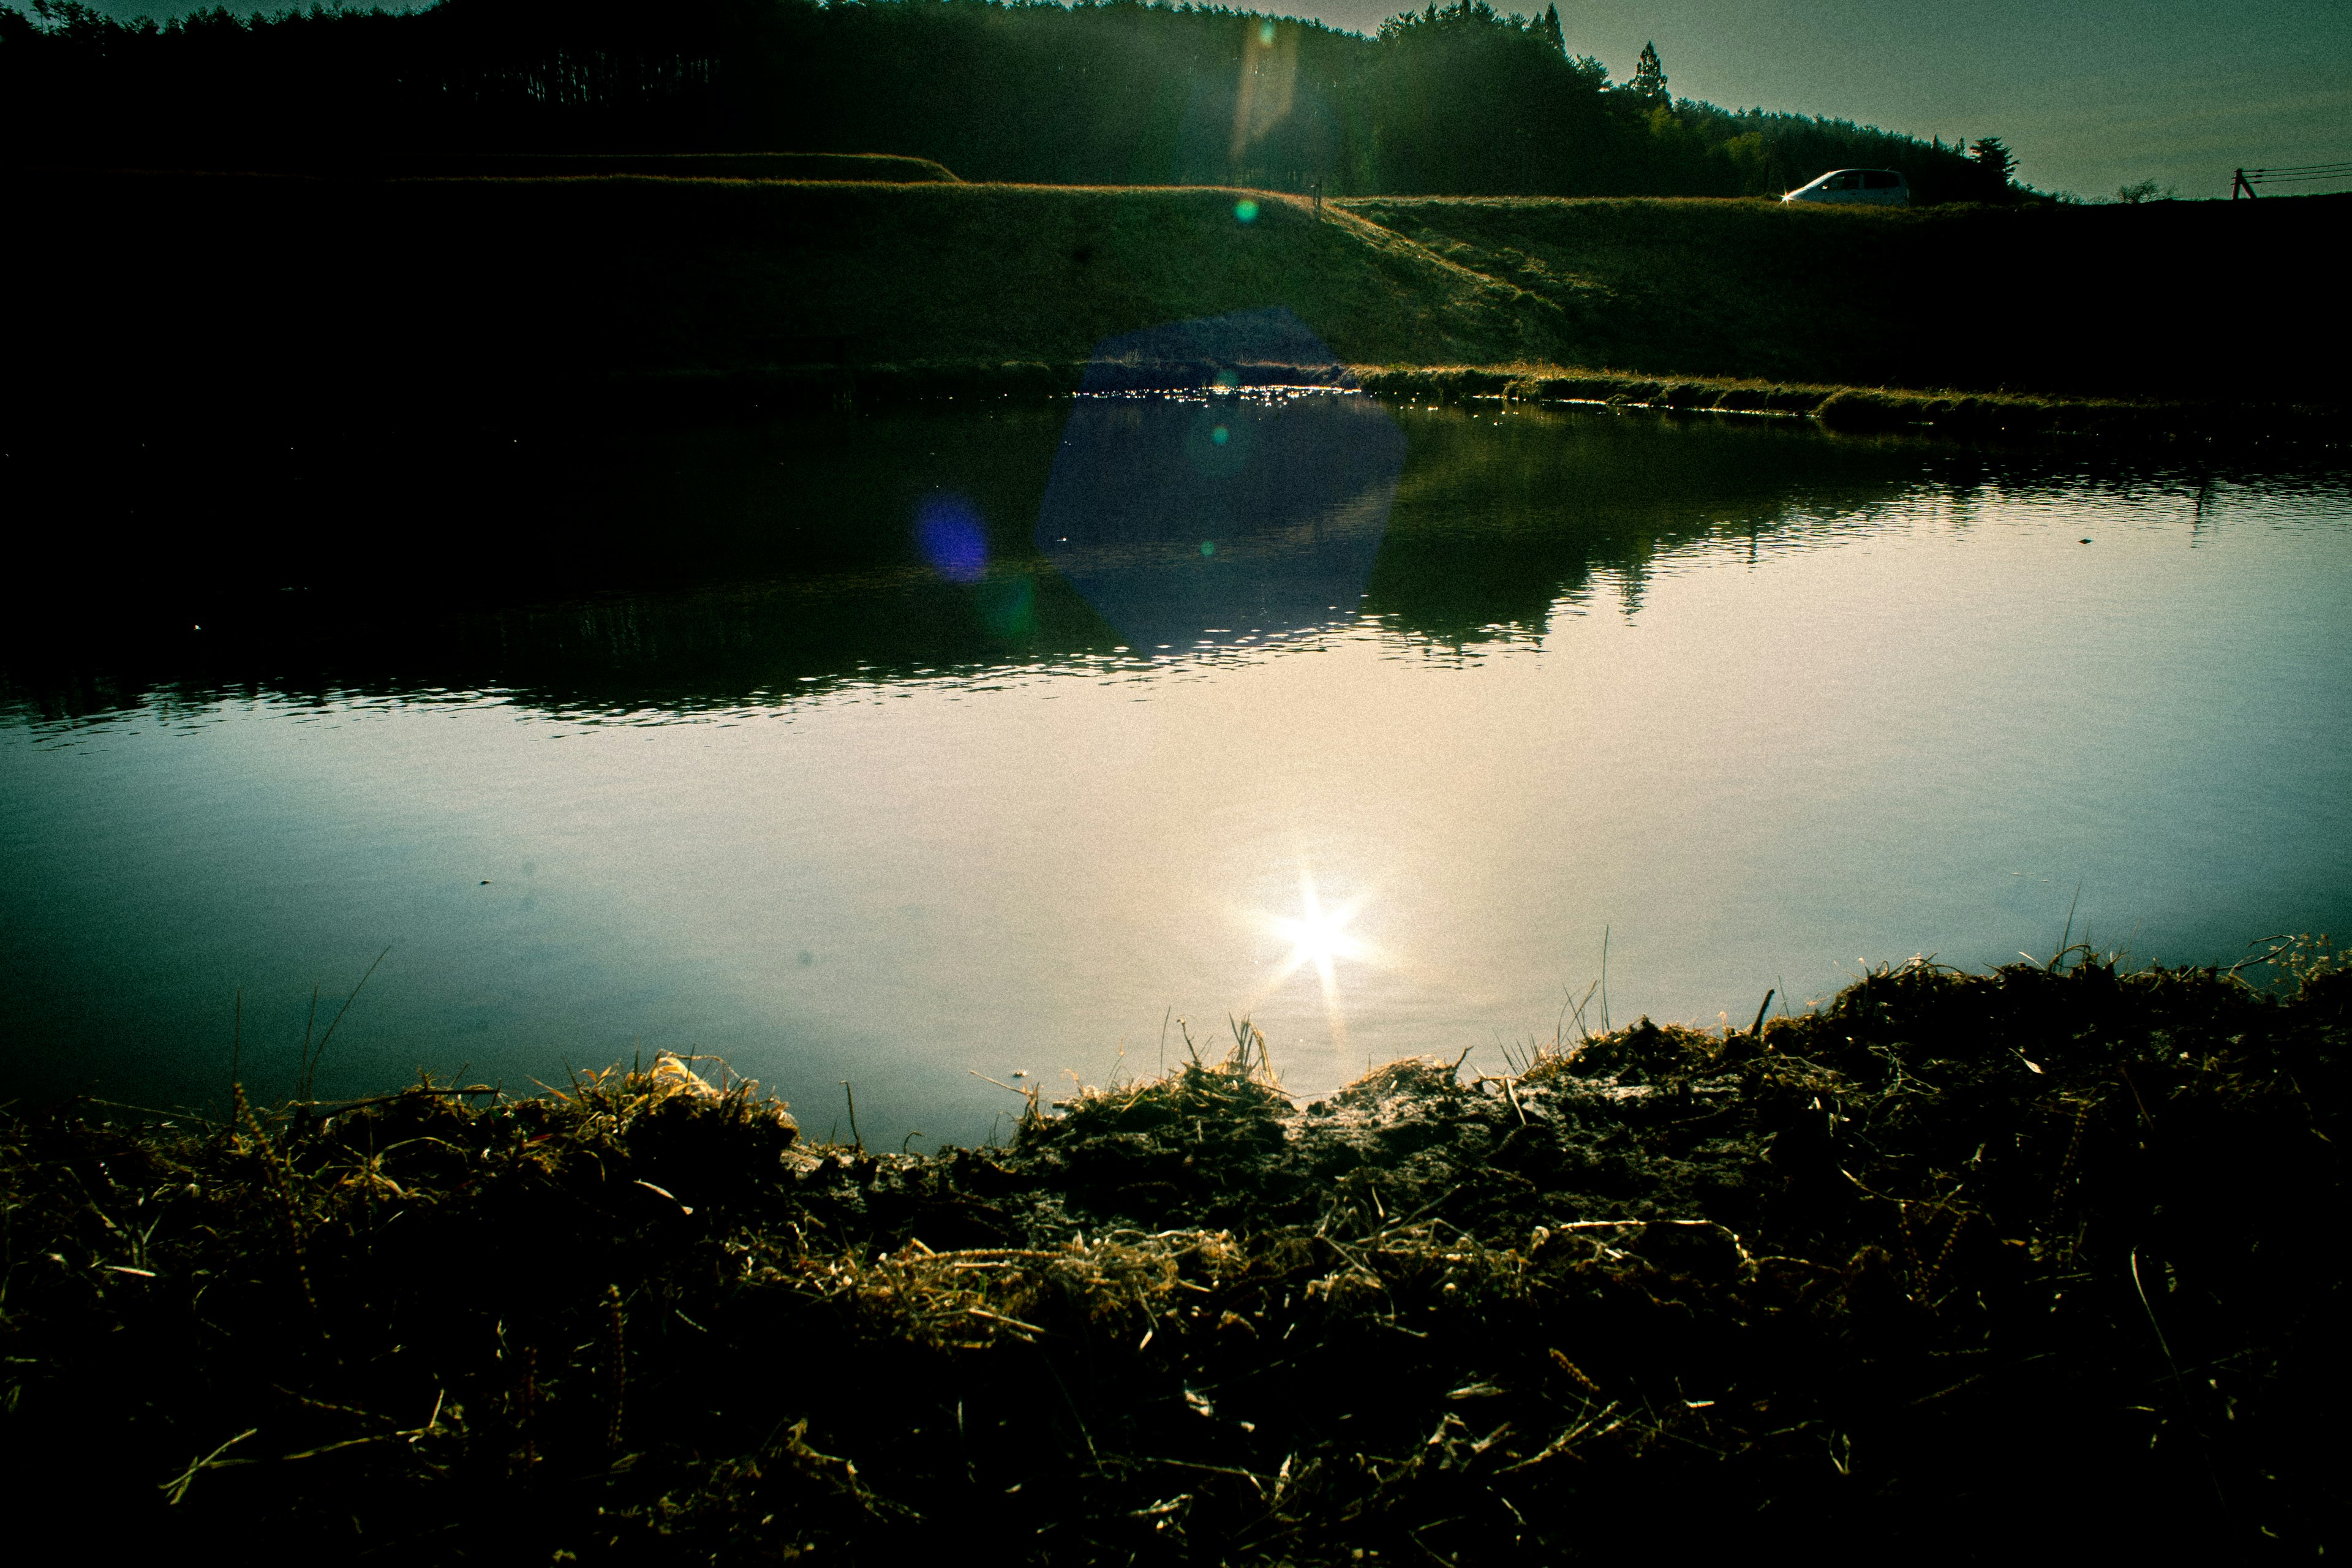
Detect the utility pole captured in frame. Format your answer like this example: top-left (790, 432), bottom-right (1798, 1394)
top-left (2231, 167), bottom-right (2258, 200)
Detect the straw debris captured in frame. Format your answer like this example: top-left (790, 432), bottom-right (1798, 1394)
top-left (0, 954), bottom-right (2340, 1560)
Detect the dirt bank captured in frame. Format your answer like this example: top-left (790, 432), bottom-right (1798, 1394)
top-left (1, 944), bottom-right (2340, 1561)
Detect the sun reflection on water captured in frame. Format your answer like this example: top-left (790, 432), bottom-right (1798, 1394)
top-left (1251, 868), bottom-right (1377, 1055)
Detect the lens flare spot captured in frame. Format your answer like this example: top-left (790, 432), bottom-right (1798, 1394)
top-left (1234, 199), bottom-right (1260, 224)
top-left (976, 574), bottom-right (1036, 639)
top-left (1210, 425), bottom-right (1230, 446)
top-left (914, 494), bottom-right (987, 583)
top-left (1257, 19), bottom-right (1276, 45)
top-left (1200, 540), bottom-right (1217, 557)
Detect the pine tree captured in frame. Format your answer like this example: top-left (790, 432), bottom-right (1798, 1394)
top-left (1540, 2), bottom-right (1564, 58)
top-left (1630, 40), bottom-right (1667, 102)
top-left (1970, 137), bottom-right (2015, 183)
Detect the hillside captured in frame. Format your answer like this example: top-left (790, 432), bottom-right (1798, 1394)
top-left (7, 172), bottom-right (2347, 439)
top-left (5, 172), bottom-right (1551, 426)
top-left (1343, 192), bottom-right (2352, 400)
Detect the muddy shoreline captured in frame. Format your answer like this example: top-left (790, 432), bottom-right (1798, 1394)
top-left (589, 360), bottom-right (2346, 450)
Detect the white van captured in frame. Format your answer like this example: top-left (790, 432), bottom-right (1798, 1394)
top-left (1783, 168), bottom-right (1909, 206)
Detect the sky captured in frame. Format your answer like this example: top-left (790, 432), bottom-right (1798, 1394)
top-left (1301, 0), bottom-right (2352, 198)
top-left (52, 0), bottom-right (2352, 200)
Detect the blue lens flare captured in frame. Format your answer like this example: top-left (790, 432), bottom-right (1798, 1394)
top-left (915, 494), bottom-right (988, 583)
top-left (1234, 200), bottom-right (1259, 223)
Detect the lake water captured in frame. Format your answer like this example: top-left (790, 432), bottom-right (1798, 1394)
top-left (5, 396), bottom-right (2348, 1147)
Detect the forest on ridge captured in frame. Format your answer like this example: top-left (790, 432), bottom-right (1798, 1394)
top-left (1, 0), bottom-right (2022, 200)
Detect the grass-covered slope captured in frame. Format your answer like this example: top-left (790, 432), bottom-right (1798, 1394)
top-left (9, 172), bottom-right (2346, 437)
top-left (1, 950), bottom-right (2340, 1561)
top-left (5, 170), bottom-right (1553, 428)
top-left (651, 180), bottom-right (1549, 367)
top-left (1341, 192), bottom-right (2352, 403)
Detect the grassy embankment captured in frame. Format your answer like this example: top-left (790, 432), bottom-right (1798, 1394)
top-left (1339, 192), bottom-right (2352, 440)
top-left (10, 170), bottom-right (2345, 442)
top-left (2, 944), bottom-right (2341, 1561)
top-left (6, 171), bottom-right (1539, 428)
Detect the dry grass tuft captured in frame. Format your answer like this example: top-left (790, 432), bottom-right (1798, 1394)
top-left (1, 949), bottom-right (2341, 1560)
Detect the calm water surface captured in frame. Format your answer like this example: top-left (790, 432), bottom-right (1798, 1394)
top-left (6, 399), bottom-right (2348, 1144)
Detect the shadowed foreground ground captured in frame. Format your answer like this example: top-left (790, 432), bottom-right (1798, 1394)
top-left (0, 948), bottom-right (2341, 1561)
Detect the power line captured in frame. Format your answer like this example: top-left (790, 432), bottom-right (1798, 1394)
top-left (2242, 160), bottom-right (2352, 178)
top-left (2233, 160), bottom-right (2351, 198)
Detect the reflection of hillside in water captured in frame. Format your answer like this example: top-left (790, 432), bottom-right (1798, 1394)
top-left (1, 401), bottom-right (2245, 725)
top-left (1038, 391), bottom-right (1403, 655)
top-left (1371, 405), bottom-right (1938, 643)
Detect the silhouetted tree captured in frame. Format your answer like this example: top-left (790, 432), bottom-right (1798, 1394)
top-left (1629, 39), bottom-right (1667, 102)
top-left (1539, 3), bottom-right (1564, 58)
top-left (1970, 137), bottom-right (2015, 183)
